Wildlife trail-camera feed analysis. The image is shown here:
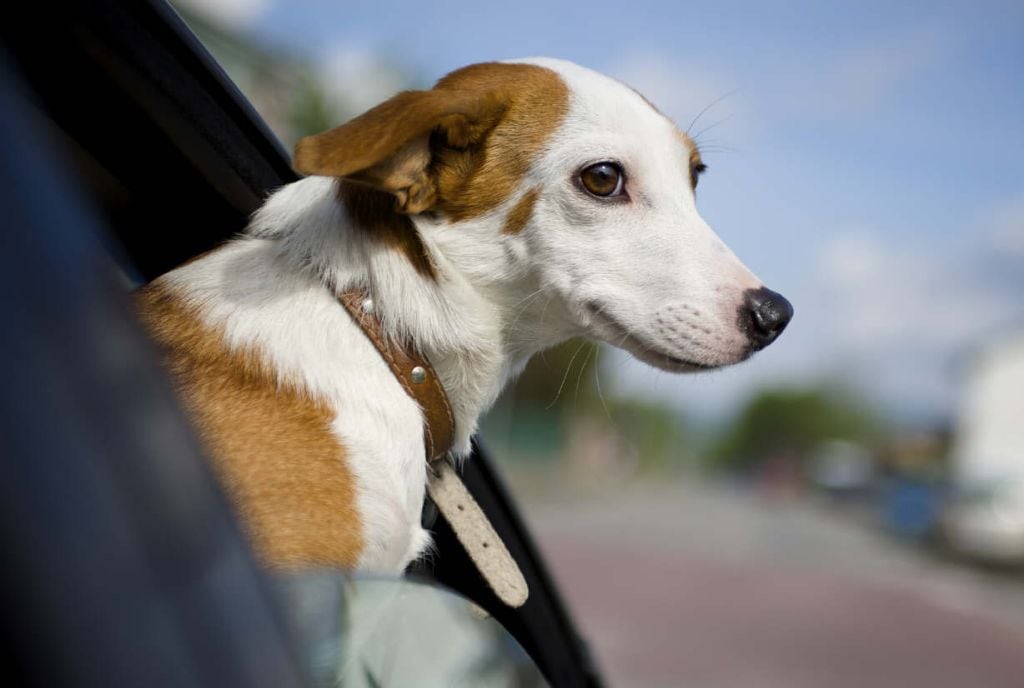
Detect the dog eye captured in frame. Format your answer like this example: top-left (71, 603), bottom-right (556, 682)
top-left (691, 162), bottom-right (707, 189)
top-left (579, 162), bottom-right (624, 198)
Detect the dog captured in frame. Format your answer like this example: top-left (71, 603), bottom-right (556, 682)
top-left (136, 58), bottom-right (792, 575)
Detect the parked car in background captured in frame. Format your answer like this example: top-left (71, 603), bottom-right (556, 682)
top-left (942, 333), bottom-right (1024, 564)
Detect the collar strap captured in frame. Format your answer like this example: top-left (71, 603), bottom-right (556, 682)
top-left (338, 288), bottom-right (530, 607)
top-left (339, 290), bottom-right (455, 462)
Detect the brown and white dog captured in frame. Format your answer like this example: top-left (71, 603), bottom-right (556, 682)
top-left (137, 58), bottom-right (792, 574)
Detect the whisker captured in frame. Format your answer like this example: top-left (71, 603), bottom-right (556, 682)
top-left (593, 345), bottom-right (612, 420)
top-left (510, 286), bottom-right (546, 309)
top-left (685, 89), bottom-right (740, 135)
top-left (693, 145), bottom-right (737, 155)
top-left (539, 293), bottom-right (555, 329)
top-left (546, 340), bottom-right (588, 409)
top-left (574, 343), bottom-right (595, 407)
top-left (506, 287), bottom-right (546, 333)
top-left (692, 114), bottom-right (734, 143)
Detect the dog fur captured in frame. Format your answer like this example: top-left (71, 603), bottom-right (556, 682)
top-left (137, 58), bottom-right (788, 573)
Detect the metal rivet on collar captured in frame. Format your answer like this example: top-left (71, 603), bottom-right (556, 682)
top-left (410, 366), bottom-right (427, 384)
top-left (360, 297), bottom-right (374, 313)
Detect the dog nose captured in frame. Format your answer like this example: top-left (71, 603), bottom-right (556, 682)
top-left (743, 287), bottom-right (793, 350)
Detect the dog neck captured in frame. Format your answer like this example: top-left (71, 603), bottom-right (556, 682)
top-left (244, 176), bottom-right (578, 455)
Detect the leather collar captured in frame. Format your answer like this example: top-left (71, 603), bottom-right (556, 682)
top-left (337, 288), bottom-right (529, 607)
top-left (338, 290), bottom-right (454, 462)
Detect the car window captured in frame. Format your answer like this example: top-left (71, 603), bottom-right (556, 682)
top-left (275, 573), bottom-right (548, 688)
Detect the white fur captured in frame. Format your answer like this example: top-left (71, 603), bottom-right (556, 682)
top-left (511, 58), bottom-right (763, 370)
top-left (157, 59), bottom-right (770, 572)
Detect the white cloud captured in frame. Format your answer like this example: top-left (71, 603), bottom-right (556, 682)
top-left (813, 230), bottom-right (1020, 412)
top-left (816, 233), bottom-right (1015, 351)
top-left (174, 0), bottom-right (271, 29)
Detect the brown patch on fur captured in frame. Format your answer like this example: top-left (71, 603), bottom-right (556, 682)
top-left (338, 182), bottom-right (437, 279)
top-left (501, 187), bottom-right (539, 235)
top-left (676, 130), bottom-right (704, 189)
top-left (294, 62), bottom-right (568, 224)
top-left (688, 147), bottom-right (705, 190)
top-left (293, 88), bottom-right (508, 214)
top-left (675, 129), bottom-right (697, 155)
top-left (135, 282), bottom-right (364, 569)
top-left (429, 63), bottom-right (569, 222)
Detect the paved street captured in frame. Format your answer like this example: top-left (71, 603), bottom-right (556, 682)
top-left (520, 482), bottom-right (1024, 688)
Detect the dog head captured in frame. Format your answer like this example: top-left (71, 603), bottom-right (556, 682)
top-left (294, 58), bottom-right (792, 371)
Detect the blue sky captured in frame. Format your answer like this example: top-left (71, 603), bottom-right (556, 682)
top-left (182, 0), bottom-right (1024, 421)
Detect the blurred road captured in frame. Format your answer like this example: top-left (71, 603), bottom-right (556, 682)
top-left (523, 482), bottom-right (1024, 688)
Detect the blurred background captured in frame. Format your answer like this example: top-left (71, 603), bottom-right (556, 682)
top-left (173, 1), bottom-right (1023, 686)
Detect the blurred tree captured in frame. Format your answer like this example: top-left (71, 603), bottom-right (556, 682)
top-left (505, 339), bottom-right (602, 411)
top-left (606, 397), bottom-right (694, 473)
top-left (487, 341), bottom-right (697, 475)
top-left (172, 3), bottom-right (349, 146)
top-left (286, 73), bottom-right (341, 141)
top-left (484, 340), bottom-right (603, 458)
top-left (709, 386), bottom-right (883, 474)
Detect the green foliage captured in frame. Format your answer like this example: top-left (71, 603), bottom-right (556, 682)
top-left (488, 341), bottom-right (695, 473)
top-left (607, 397), bottom-right (693, 472)
top-left (172, 2), bottom-right (347, 146)
top-left (709, 386), bottom-right (883, 474)
top-left (286, 74), bottom-right (341, 141)
top-left (482, 339), bottom-right (602, 461)
top-left (500, 339), bottom-right (602, 413)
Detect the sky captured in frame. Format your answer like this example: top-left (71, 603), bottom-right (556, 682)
top-left (178, 0), bottom-right (1024, 423)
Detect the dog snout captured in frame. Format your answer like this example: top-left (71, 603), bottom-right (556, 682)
top-left (741, 287), bottom-right (793, 350)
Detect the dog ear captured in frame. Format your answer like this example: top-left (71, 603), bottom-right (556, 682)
top-left (293, 89), bottom-right (507, 214)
